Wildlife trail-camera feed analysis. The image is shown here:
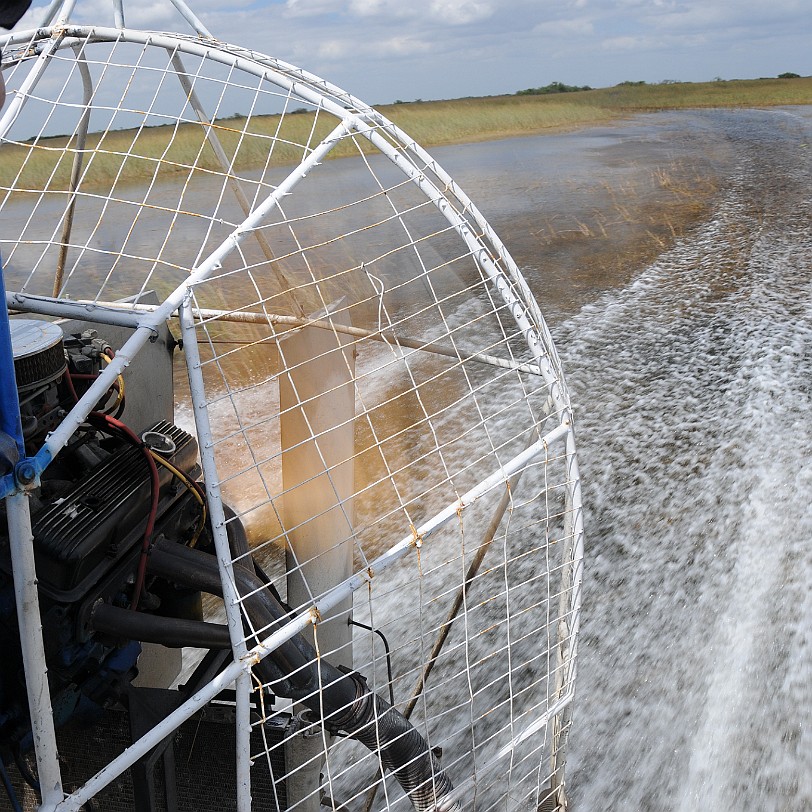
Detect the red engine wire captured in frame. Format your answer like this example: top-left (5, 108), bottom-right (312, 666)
top-left (64, 366), bottom-right (164, 610)
top-left (88, 412), bottom-right (160, 612)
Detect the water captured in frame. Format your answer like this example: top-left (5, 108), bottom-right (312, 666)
top-left (6, 102), bottom-right (811, 809)
top-left (555, 107), bottom-right (812, 810)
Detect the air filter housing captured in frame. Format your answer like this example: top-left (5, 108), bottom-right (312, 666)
top-left (10, 319), bottom-right (66, 393)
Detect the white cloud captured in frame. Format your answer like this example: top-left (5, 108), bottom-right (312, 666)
top-left (311, 32), bottom-right (430, 61)
top-left (600, 34), bottom-right (656, 52)
top-left (533, 17), bottom-right (594, 36)
top-left (377, 35), bottom-right (432, 56)
top-left (428, 0), bottom-right (494, 25)
top-left (349, 0), bottom-right (387, 16)
top-left (285, 0), bottom-right (343, 17)
top-left (285, 0), bottom-right (499, 25)
top-left (315, 38), bottom-right (352, 60)
top-left (124, 2), bottom-right (179, 28)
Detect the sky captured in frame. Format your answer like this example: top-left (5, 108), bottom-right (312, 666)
top-left (7, 0), bottom-right (812, 105)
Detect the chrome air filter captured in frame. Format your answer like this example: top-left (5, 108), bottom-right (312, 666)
top-left (10, 319), bottom-right (66, 393)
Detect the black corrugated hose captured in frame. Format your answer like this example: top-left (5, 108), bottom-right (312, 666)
top-left (146, 538), bottom-right (460, 812)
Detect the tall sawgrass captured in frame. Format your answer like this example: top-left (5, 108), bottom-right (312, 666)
top-left (583, 76), bottom-right (812, 110)
top-left (2, 77), bottom-right (811, 192)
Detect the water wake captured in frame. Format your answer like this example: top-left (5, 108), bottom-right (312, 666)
top-left (562, 108), bottom-right (812, 810)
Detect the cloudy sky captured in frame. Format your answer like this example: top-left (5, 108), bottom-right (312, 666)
top-left (10, 0), bottom-right (812, 104)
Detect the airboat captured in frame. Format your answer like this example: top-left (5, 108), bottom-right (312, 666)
top-left (0, 2), bottom-right (583, 810)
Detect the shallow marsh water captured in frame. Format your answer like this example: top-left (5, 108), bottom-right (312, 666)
top-left (430, 107), bottom-right (812, 810)
top-left (6, 104), bottom-right (810, 809)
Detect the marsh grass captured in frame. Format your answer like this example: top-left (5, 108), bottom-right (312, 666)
top-left (2, 77), bottom-right (811, 192)
top-left (587, 77), bottom-right (812, 110)
top-left (0, 113), bottom-right (354, 192)
top-left (518, 157), bottom-right (723, 319)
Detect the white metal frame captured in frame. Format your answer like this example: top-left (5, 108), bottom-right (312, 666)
top-left (0, 3), bottom-right (584, 809)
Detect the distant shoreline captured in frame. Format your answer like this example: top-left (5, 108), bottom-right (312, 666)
top-left (378, 76), bottom-right (812, 149)
top-left (2, 77), bottom-right (811, 191)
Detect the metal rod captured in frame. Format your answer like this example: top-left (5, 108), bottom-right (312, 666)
top-left (179, 300), bottom-right (249, 659)
top-left (5, 493), bottom-right (64, 810)
top-left (169, 52), bottom-right (305, 317)
top-left (53, 45), bottom-right (93, 298)
top-left (0, 259), bottom-right (63, 807)
top-left (0, 35), bottom-right (60, 142)
top-left (62, 299), bottom-right (543, 376)
top-left (54, 0), bottom-right (77, 25)
top-left (5, 291), bottom-right (143, 328)
top-left (493, 689), bottom-right (575, 765)
top-left (9, 286), bottom-right (542, 379)
top-left (112, 0), bottom-right (124, 28)
top-left (37, 0), bottom-right (64, 27)
top-left (180, 300), bottom-right (253, 811)
top-left (550, 427), bottom-right (584, 807)
top-left (235, 670), bottom-right (252, 812)
top-left (348, 620), bottom-right (394, 706)
top-left (167, 0), bottom-right (214, 38)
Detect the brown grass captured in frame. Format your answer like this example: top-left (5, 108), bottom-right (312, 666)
top-left (2, 76), bottom-right (810, 192)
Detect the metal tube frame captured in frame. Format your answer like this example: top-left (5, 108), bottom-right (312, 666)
top-left (179, 299), bottom-right (253, 812)
top-left (0, 19), bottom-right (584, 811)
top-left (7, 294), bottom-right (545, 377)
top-left (53, 44), bottom-right (93, 298)
top-left (0, 260), bottom-right (63, 807)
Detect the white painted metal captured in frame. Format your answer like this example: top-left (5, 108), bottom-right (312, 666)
top-left (5, 491), bottom-right (63, 808)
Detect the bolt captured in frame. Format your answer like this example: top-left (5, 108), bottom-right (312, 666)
top-left (15, 460), bottom-right (37, 486)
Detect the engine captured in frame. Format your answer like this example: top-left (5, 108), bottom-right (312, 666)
top-left (0, 319), bottom-right (460, 812)
top-left (0, 320), bottom-right (205, 757)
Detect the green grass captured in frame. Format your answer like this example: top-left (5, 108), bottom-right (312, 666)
top-left (384, 76), bottom-right (812, 145)
top-left (579, 76), bottom-right (812, 110)
top-left (2, 77), bottom-right (811, 192)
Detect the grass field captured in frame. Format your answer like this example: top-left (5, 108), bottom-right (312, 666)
top-left (2, 76), bottom-right (811, 191)
top-left (381, 76), bottom-right (812, 144)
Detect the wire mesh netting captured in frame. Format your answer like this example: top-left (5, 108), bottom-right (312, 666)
top-left (0, 8), bottom-right (582, 812)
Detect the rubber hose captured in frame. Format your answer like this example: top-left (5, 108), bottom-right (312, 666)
top-left (335, 676), bottom-right (460, 812)
top-left (147, 544), bottom-right (297, 694)
top-left (90, 601), bottom-right (231, 649)
top-left (154, 542), bottom-right (354, 703)
top-left (222, 503), bottom-right (254, 577)
top-left (149, 540), bottom-right (459, 812)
